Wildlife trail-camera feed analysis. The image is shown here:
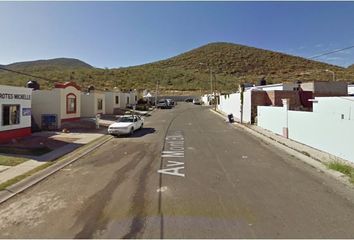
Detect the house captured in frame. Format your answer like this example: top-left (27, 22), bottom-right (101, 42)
top-left (104, 90), bottom-right (127, 114)
top-left (81, 90), bottom-right (106, 117)
top-left (245, 82), bottom-right (299, 91)
top-left (218, 88), bottom-right (312, 124)
top-left (218, 81), bottom-right (348, 124)
top-left (104, 89), bottom-right (138, 114)
top-left (300, 80), bottom-right (348, 97)
top-left (32, 82), bottom-right (81, 130)
top-left (0, 85), bottom-right (32, 143)
top-left (124, 90), bottom-right (138, 107)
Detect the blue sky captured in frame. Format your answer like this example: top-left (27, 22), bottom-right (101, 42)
top-left (1, 1), bottom-right (354, 68)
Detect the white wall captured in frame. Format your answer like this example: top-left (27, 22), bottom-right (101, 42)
top-left (348, 84), bottom-right (354, 95)
top-left (258, 97), bottom-right (354, 163)
top-left (217, 91), bottom-right (252, 123)
top-left (257, 106), bottom-right (286, 135)
top-left (243, 91), bottom-right (252, 123)
top-left (0, 85), bottom-right (32, 131)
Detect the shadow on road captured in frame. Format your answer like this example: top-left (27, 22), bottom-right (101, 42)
top-left (117, 128), bottom-right (156, 138)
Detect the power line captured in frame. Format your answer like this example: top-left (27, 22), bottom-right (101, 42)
top-left (0, 66), bottom-right (58, 83)
top-left (308, 45), bottom-right (354, 60)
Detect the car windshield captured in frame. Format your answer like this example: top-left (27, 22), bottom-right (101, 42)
top-left (158, 100), bottom-right (166, 103)
top-left (118, 116), bottom-right (134, 122)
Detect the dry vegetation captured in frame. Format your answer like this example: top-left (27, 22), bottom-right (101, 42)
top-left (1, 42), bottom-right (353, 92)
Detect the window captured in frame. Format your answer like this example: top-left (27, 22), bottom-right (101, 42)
top-left (127, 96), bottom-right (130, 104)
top-left (2, 105), bottom-right (20, 126)
top-left (66, 93), bottom-right (77, 114)
top-left (97, 98), bottom-right (103, 110)
top-left (115, 96), bottom-right (119, 104)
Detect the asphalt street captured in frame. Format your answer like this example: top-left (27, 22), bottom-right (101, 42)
top-left (1, 103), bottom-right (354, 238)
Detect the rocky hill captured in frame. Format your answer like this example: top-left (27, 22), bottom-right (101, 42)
top-left (4, 58), bottom-right (93, 71)
top-left (0, 43), bottom-right (352, 92)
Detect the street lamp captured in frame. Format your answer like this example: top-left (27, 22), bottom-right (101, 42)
top-left (325, 69), bottom-right (335, 81)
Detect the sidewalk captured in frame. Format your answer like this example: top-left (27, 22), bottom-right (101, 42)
top-left (212, 108), bottom-right (350, 166)
top-left (0, 160), bottom-right (45, 184)
top-left (0, 133), bottom-right (105, 186)
top-left (0, 134), bottom-right (113, 204)
top-left (210, 108), bottom-right (354, 187)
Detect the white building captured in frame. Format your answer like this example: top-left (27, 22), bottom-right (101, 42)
top-left (348, 84), bottom-right (354, 95)
top-left (104, 90), bottom-right (138, 114)
top-left (124, 90), bottom-right (138, 106)
top-left (105, 91), bottom-right (126, 114)
top-left (0, 85), bottom-right (32, 143)
top-left (32, 82), bottom-right (81, 130)
top-left (201, 94), bottom-right (213, 106)
top-left (81, 91), bottom-right (106, 117)
top-left (245, 82), bottom-right (299, 91)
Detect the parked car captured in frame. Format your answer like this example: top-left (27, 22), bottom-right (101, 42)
top-left (166, 99), bottom-right (176, 107)
top-left (156, 99), bottom-right (172, 109)
top-left (185, 98), bottom-right (193, 103)
top-left (193, 98), bottom-right (202, 105)
top-left (108, 115), bottom-right (144, 136)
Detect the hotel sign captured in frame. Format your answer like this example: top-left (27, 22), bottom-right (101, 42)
top-left (0, 93), bottom-right (31, 100)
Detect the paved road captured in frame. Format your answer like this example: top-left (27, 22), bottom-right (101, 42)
top-left (1, 103), bottom-right (354, 238)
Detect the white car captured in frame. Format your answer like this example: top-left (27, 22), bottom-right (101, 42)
top-left (108, 115), bottom-right (144, 136)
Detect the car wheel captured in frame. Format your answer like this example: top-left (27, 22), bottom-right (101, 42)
top-left (140, 123), bottom-right (144, 129)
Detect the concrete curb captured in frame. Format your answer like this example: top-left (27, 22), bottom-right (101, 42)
top-left (210, 109), bottom-right (354, 189)
top-left (0, 135), bottom-right (113, 205)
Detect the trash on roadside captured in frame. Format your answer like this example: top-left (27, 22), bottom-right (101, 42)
top-left (227, 114), bottom-right (234, 123)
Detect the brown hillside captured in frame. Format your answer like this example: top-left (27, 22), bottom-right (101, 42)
top-left (0, 42), bottom-right (353, 92)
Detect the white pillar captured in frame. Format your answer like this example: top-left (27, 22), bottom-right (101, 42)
top-left (282, 98), bottom-right (290, 138)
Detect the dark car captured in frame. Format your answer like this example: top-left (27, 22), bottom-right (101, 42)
top-left (166, 99), bottom-right (176, 107)
top-left (185, 98), bottom-right (193, 103)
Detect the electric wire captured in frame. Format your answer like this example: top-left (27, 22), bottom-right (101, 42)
top-left (0, 66), bottom-right (58, 83)
top-left (308, 45), bottom-right (354, 60)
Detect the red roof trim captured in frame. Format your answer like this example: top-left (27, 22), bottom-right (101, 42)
top-left (54, 82), bottom-right (81, 90)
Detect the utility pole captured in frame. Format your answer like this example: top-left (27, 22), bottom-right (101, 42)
top-left (212, 71), bottom-right (218, 111)
top-left (199, 62), bottom-right (214, 107)
top-left (240, 83), bottom-right (244, 124)
top-left (210, 67), bottom-right (213, 97)
top-left (155, 80), bottom-right (159, 107)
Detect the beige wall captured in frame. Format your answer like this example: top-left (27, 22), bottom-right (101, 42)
top-left (32, 86), bottom-right (81, 129)
top-left (81, 91), bottom-right (105, 117)
top-left (105, 91), bottom-right (126, 114)
top-left (104, 91), bottom-right (138, 114)
top-left (301, 81), bottom-right (348, 96)
top-left (32, 89), bottom-right (61, 128)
